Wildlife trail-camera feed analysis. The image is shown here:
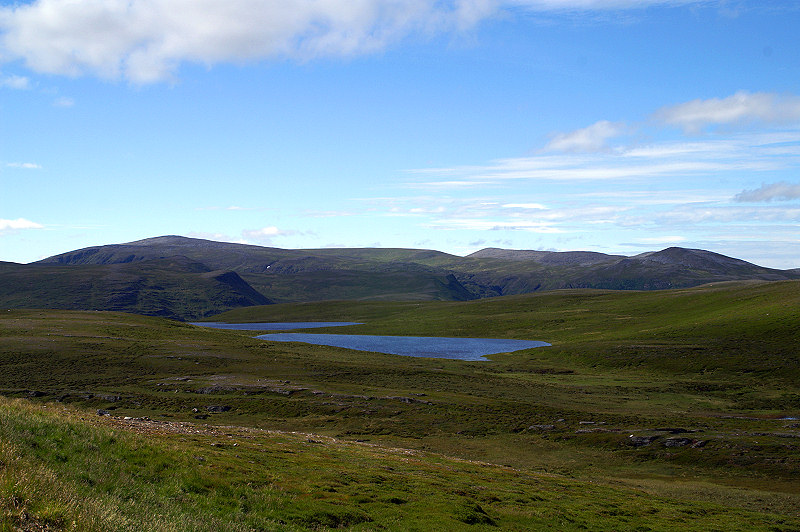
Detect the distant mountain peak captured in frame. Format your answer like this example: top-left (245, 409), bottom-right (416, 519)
top-left (633, 247), bottom-right (758, 269)
top-left (468, 247), bottom-right (622, 266)
top-left (127, 235), bottom-right (204, 246)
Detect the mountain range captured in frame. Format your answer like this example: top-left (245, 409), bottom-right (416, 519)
top-left (1, 235), bottom-right (797, 320)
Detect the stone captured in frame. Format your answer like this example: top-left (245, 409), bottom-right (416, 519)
top-left (663, 437), bottom-right (693, 447)
top-left (628, 435), bottom-right (659, 447)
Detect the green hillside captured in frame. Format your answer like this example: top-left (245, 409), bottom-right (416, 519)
top-left (2, 280), bottom-right (799, 529)
top-left (0, 257), bottom-right (272, 320)
top-left (25, 236), bottom-right (799, 315)
top-left (3, 396), bottom-right (797, 531)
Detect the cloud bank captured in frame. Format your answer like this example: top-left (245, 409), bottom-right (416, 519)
top-left (0, 0), bottom-right (709, 83)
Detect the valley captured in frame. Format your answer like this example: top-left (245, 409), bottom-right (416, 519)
top-left (1, 279), bottom-right (799, 529)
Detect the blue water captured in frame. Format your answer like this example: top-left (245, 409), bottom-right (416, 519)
top-left (255, 333), bottom-right (550, 361)
top-left (192, 321), bottom-right (362, 330)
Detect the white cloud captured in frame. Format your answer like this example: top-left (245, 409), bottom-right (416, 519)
top-left (0, 217), bottom-right (44, 232)
top-left (734, 181), bottom-right (800, 203)
top-left (244, 226), bottom-right (285, 238)
top-left (544, 120), bottom-right (626, 153)
top-left (655, 205), bottom-right (800, 224)
top-left (633, 235), bottom-right (686, 245)
top-left (241, 225), bottom-right (302, 244)
top-left (655, 91), bottom-right (800, 133)
top-left (512, 0), bottom-right (704, 8)
top-left (502, 203), bottom-right (547, 209)
top-left (427, 217), bottom-right (563, 233)
top-left (53, 96), bottom-right (74, 107)
top-left (408, 130), bottom-right (800, 189)
top-left (0, 74), bottom-right (29, 89)
top-left (186, 231), bottom-right (248, 244)
top-left (0, 0), bottom-right (474, 83)
top-left (0, 0), bottom-right (711, 83)
top-left (6, 162), bottom-right (41, 169)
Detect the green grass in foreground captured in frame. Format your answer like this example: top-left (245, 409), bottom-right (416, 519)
top-left (2, 396), bottom-right (799, 531)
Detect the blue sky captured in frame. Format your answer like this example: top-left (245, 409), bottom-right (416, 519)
top-left (2, 0), bottom-right (799, 268)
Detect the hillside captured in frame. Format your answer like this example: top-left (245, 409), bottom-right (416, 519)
top-left (0, 235), bottom-right (793, 320)
top-left (0, 257), bottom-right (272, 320)
top-left (2, 281), bottom-right (799, 529)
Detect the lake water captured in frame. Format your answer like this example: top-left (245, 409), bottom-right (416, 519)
top-left (256, 333), bottom-right (549, 361)
top-left (193, 322), bottom-right (550, 361)
top-left (192, 321), bottom-right (362, 330)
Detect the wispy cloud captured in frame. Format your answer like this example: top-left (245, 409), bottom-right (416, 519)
top-left (53, 96), bottom-right (74, 107)
top-left (6, 162), bottom-right (41, 169)
top-left (734, 181), bottom-right (800, 202)
top-left (0, 74), bottom-right (29, 89)
top-left (654, 91), bottom-right (800, 134)
top-left (407, 132), bottom-right (797, 188)
top-left (0, 0), bottom-right (710, 83)
top-left (632, 235), bottom-right (686, 245)
top-left (502, 203), bottom-right (547, 209)
top-left (186, 231), bottom-right (248, 244)
top-left (515, 0), bottom-right (707, 9)
top-left (0, 217), bottom-right (44, 233)
top-left (241, 226), bottom-right (304, 245)
top-left (196, 205), bottom-right (258, 211)
top-left (544, 120), bottom-right (627, 153)
top-left (426, 217), bottom-right (564, 233)
top-left (655, 204), bottom-right (800, 224)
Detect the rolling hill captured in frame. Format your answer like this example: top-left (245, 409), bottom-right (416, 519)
top-left (0, 256), bottom-right (272, 321)
top-left (0, 235), bottom-right (795, 320)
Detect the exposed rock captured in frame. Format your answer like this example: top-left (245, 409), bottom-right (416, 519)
top-left (528, 424), bottom-right (555, 431)
top-left (96, 409), bottom-right (110, 416)
top-left (98, 394), bottom-right (121, 402)
top-left (654, 427), bottom-right (691, 434)
top-left (750, 431), bottom-right (800, 439)
top-left (663, 437), bottom-right (693, 447)
top-left (196, 386), bottom-right (237, 394)
top-left (628, 435), bottom-right (659, 447)
top-left (385, 396), bottom-right (433, 405)
top-left (205, 405), bottom-right (231, 413)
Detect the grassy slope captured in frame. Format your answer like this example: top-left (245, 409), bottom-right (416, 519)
top-left (2, 397), bottom-right (798, 532)
top-left (213, 279), bottom-right (800, 378)
top-left (241, 269), bottom-right (475, 304)
top-left (1, 280), bottom-right (799, 529)
top-left (0, 259), bottom-right (271, 320)
top-left (35, 236), bottom-right (800, 304)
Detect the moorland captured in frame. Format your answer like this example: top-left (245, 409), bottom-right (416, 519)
top-left (1, 276), bottom-right (799, 530)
